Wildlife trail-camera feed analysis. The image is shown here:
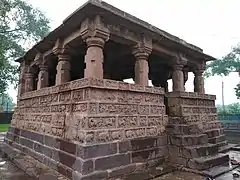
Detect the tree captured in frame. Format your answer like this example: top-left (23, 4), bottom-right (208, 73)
top-left (0, 93), bottom-right (16, 112)
top-left (217, 103), bottom-right (240, 116)
top-left (0, 0), bottom-right (50, 93)
top-left (205, 44), bottom-right (240, 99)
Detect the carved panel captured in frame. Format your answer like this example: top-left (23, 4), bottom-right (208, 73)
top-left (72, 89), bottom-right (84, 102)
top-left (118, 116), bottom-right (138, 128)
top-left (90, 89), bottom-right (117, 102)
top-left (95, 130), bottom-right (109, 143)
top-left (109, 130), bottom-right (123, 141)
top-left (59, 92), bottom-right (71, 102)
top-left (99, 103), bottom-right (138, 115)
top-left (148, 116), bottom-right (163, 126)
top-left (125, 128), bottom-right (145, 139)
top-left (104, 79), bottom-right (118, 89)
top-left (146, 127), bottom-right (158, 136)
top-left (150, 105), bottom-right (165, 114)
top-left (87, 116), bottom-right (116, 129)
top-left (72, 103), bottom-right (87, 112)
top-left (139, 116), bottom-right (148, 126)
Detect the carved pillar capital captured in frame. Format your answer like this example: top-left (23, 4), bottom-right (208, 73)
top-left (85, 37), bottom-right (105, 48)
top-left (132, 41), bottom-right (152, 86)
top-left (132, 44), bottom-right (152, 60)
top-left (172, 53), bottom-right (188, 67)
top-left (172, 64), bottom-right (184, 71)
top-left (193, 61), bottom-right (206, 75)
top-left (39, 64), bottom-right (48, 71)
top-left (80, 16), bottom-right (110, 44)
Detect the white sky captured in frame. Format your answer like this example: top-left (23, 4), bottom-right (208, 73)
top-left (8, 0), bottom-right (240, 105)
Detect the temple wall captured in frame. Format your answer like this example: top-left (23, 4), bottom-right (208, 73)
top-left (6, 78), bottom-right (169, 179)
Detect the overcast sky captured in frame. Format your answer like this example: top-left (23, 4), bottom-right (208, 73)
top-left (9, 0), bottom-right (240, 105)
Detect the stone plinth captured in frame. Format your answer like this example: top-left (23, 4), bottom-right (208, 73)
top-left (6, 78), bottom-right (169, 179)
top-left (166, 91), bottom-right (229, 171)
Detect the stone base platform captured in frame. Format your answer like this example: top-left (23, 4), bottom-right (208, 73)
top-left (0, 142), bottom-right (68, 180)
top-left (3, 126), bottom-right (174, 180)
top-left (0, 142), bottom-right (176, 180)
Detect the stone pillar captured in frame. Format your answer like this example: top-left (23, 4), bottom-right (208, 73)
top-left (84, 37), bottom-right (105, 79)
top-left (55, 54), bottom-right (71, 85)
top-left (25, 72), bottom-right (35, 92)
top-left (172, 64), bottom-right (184, 92)
top-left (132, 46), bottom-right (151, 86)
top-left (194, 69), bottom-right (205, 93)
top-left (17, 63), bottom-right (26, 98)
top-left (183, 68), bottom-right (188, 91)
top-left (37, 64), bottom-right (49, 89)
top-left (165, 81), bottom-right (169, 92)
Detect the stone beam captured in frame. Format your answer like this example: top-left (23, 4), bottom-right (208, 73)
top-left (152, 43), bottom-right (177, 57)
top-left (63, 28), bottom-right (83, 46)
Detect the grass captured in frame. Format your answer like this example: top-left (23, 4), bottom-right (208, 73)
top-left (0, 124), bottom-right (10, 132)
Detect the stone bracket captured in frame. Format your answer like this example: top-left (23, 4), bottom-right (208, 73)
top-left (80, 15), bottom-right (110, 42)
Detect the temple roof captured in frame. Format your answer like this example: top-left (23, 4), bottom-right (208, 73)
top-left (16, 0), bottom-right (216, 63)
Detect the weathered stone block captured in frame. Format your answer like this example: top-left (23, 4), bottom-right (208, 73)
top-left (95, 153), bottom-right (131, 171)
top-left (76, 142), bottom-right (117, 159)
top-left (58, 151), bottom-right (76, 169)
top-left (132, 148), bottom-right (164, 163)
top-left (72, 157), bottom-right (93, 175)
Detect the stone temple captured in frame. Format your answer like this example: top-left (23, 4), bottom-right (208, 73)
top-left (2, 0), bottom-right (232, 179)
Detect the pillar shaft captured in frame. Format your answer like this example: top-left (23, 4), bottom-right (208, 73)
top-left (17, 65), bottom-right (26, 98)
top-left (132, 46), bottom-right (151, 86)
top-left (56, 54), bottom-right (71, 85)
top-left (134, 58), bottom-right (149, 85)
top-left (172, 65), bottom-right (184, 92)
top-left (84, 37), bottom-right (105, 79)
top-left (37, 65), bottom-right (49, 89)
top-left (25, 72), bottom-right (35, 92)
top-left (194, 70), bottom-right (205, 93)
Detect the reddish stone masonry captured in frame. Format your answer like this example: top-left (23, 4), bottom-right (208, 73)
top-left (5, 0), bottom-right (230, 179)
top-left (8, 78), bottom-right (169, 179)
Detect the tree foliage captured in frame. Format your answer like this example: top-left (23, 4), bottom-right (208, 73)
top-left (0, 0), bottom-right (50, 94)
top-left (205, 44), bottom-right (240, 99)
top-left (217, 103), bottom-right (240, 116)
top-left (0, 93), bottom-right (15, 111)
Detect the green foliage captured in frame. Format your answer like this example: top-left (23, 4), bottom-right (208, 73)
top-left (205, 44), bottom-right (240, 77)
top-left (217, 103), bottom-right (240, 116)
top-left (0, 93), bottom-right (16, 111)
top-left (0, 0), bottom-right (50, 93)
top-left (205, 44), bottom-right (240, 99)
top-left (0, 124), bottom-right (10, 132)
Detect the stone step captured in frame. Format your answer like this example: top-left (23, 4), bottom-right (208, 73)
top-left (204, 128), bottom-right (224, 138)
top-left (187, 153), bottom-right (229, 170)
top-left (182, 143), bottom-right (219, 158)
top-left (169, 134), bottom-right (208, 146)
top-left (208, 135), bottom-right (225, 144)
